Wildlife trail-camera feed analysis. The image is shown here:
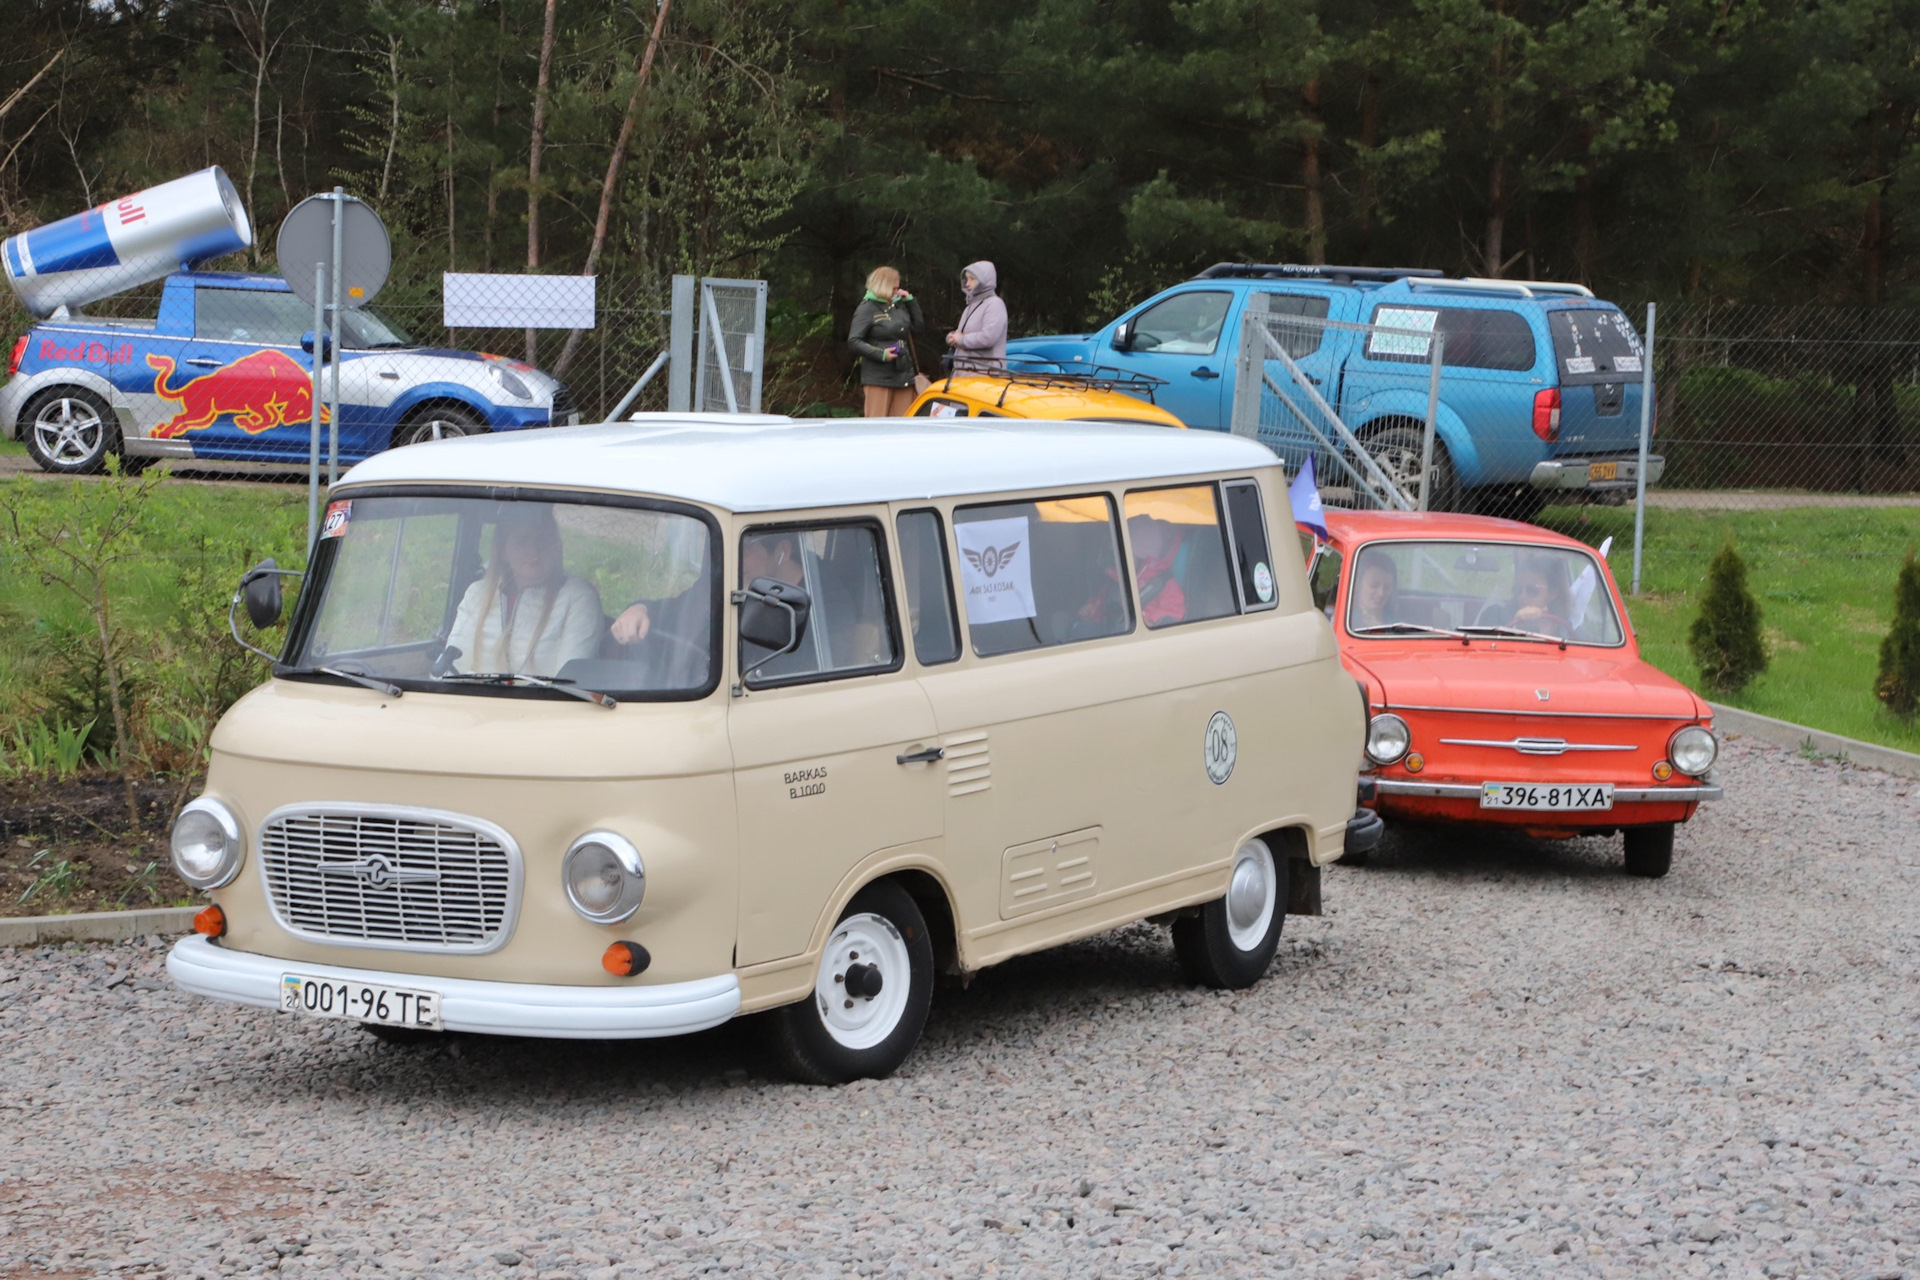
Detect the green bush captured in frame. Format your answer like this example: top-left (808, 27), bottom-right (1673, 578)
top-left (1875, 549), bottom-right (1920, 717)
top-left (1688, 538), bottom-right (1769, 694)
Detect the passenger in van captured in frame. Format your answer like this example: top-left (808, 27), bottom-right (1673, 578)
top-left (1350, 557), bottom-right (1400, 630)
top-left (447, 507), bottom-right (605, 677)
top-left (609, 532), bottom-right (800, 646)
top-left (1126, 516), bottom-right (1189, 628)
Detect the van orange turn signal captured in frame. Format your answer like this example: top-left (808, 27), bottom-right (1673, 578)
top-left (601, 941), bottom-right (651, 977)
top-left (193, 904), bottom-right (226, 937)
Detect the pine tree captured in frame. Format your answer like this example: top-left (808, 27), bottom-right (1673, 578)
top-left (1687, 538), bottom-right (1767, 695)
top-left (1875, 549), bottom-right (1920, 717)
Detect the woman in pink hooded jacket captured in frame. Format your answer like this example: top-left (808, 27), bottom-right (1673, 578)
top-left (946, 260), bottom-right (1007, 371)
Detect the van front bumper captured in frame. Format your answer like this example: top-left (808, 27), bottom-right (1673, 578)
top-left (167, 935), bottom-right (740, 1040)
top-left (1529, 454), bottom-right (1664, 492)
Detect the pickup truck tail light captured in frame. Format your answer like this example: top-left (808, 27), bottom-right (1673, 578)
top-left (8, 335), bottom-right (25, 376)
top-left (1532, 388), bottom-right (1561, 442)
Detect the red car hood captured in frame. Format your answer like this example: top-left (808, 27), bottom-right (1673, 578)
top-left (1341, 640), bottom-right (1706, 720)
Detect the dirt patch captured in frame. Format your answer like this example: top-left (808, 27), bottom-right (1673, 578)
top-left (0, 774), bottom-right (195, 916)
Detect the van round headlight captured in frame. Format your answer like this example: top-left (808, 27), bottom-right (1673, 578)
top-left (171, 797), bottom-right (243, 889)
top-left (1668, 725), bottom-right (1718, 777)
top-left (1366, 713), bottom-right (1412, 766)
top-left (563, 832), bottom-right (646, 924)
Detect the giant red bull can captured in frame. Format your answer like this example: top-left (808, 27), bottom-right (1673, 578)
top-left (3, 167), bottom-right (252, 318)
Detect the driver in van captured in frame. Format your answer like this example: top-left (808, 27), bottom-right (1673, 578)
top-left (446, 506), bottom-right (605, 677)
top-left (610, 532), bottom-right (801, 645)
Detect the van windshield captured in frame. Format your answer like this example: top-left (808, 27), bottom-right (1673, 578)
top-left (286, 494), bottom-right (715, 698)
top-left (1347, 540), bottom-right (1623, 646)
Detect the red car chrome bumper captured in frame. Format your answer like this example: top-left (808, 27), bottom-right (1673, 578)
top-left (1375, 780), bottom-right (1722, 803)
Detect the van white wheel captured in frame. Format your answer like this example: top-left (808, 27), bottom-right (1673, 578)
top-left (768, 880), bottom-right (933, 1084)
top-left (1172, 837), bottom-right (1287, 989)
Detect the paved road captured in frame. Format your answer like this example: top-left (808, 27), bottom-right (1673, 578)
top-left (1, 735), bottom-right (1917, 1279)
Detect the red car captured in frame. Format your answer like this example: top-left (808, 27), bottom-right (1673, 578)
top-left (1309, 510), bottom-right (1720, 877)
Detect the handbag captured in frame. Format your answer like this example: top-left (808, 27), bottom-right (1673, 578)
top-left (905, 330), bottom-right (932, 395)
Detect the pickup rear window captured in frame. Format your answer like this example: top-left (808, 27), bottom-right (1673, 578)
top-left (1365, 305), bottom-right (1537, 372)
top-left (1548, 308), bottom-right (1644, 385)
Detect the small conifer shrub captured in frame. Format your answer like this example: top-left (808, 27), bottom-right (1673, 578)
top-left (1688, 538), bottom-right (1767, 695)
top-left (1875, 549), bottom-right (1920, 717)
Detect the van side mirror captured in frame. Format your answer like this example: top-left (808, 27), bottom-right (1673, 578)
top-left (243, 559), bottom-right (284, 628)
top-left (301, 331), bottom-right (332, 358)
top-left (1111, 318), bottom-right (1135, 353)
top-left (734, 577), bottom-right (811, 677)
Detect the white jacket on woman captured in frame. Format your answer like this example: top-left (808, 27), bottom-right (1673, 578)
top-left (447, 575), bottom-right (604, 677)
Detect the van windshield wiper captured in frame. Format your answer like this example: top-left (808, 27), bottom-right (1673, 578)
top-left (1350, 622), bottom-right (1470, 643)
top-left (436, 671), bottom-right (617, 709)
top-left (284, 664), bottom-right (404, 697)
top-left (1458, 624), bottom-right (1568, 650)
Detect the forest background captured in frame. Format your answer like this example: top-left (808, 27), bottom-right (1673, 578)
top-left (1, 0), bottom-right (1915, 394)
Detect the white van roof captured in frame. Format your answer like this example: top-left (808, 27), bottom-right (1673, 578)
top-left (336, 414), bottom-right (1280, 513)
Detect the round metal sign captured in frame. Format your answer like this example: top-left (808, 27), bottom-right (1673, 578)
top-left (276, 193), bottom-right (390, 309)
top-left (1204, 710), bottom-right (1238, 786)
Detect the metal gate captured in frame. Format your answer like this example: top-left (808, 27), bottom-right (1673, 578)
top-left (694, 277), bottom-right (767, 414)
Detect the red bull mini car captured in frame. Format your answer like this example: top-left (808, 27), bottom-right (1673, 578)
top-left (1310, 509), bottom-right (1721, 877)
top-left (2, 271), bottom-right (576, 474)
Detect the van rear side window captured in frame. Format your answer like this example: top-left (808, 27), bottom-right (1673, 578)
top-left (1221, 480), bottom-right (1279, 611)
top-left (954, 495), bottom-right (1132, 656)
top-left (1121, 486), bottom-right (1238, 628)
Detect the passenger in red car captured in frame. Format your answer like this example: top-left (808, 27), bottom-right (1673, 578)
top-left (1350, 557), bottom-right (1400, 630)
top-left (1512, 556), bottom-right (1573, 636)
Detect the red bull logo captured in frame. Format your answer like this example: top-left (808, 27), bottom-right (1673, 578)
top-left (146, 350), bottom-right (325, 439)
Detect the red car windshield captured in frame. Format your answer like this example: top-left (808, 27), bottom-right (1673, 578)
top-left (1346, 540), bottom-right (1624, 647)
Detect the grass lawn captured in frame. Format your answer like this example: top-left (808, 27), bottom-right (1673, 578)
top-left (1540, 502), bottom-right (1920, 754)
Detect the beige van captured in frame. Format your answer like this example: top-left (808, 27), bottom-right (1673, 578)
top-left (167, 416), bottom-right (1370, 1082)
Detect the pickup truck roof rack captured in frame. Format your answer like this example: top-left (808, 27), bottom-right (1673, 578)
top-left (1408, 276), bottom-right (1597, 300)
top-left (1194, 262), bottom-right (1446, 284)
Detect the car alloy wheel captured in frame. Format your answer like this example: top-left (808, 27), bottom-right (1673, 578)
top-left (30, 395), bottom-right (108, 470)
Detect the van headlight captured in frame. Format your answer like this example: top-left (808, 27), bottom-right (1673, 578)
top-left (1365, 713), bottom-right (1412, 766)
top-left (563, 832), bottom-right (646, 924)
top-left (171, 797), bottom-right (244, 889)
top-left (1667, 725), bottom-right (1718, 777)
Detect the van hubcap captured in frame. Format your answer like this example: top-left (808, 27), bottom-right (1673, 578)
top-left (1225, 842), bottom-right (1277, 951)
top-left (33, 399), bottom-right (104, 465)
top-left (814, 912), bottom-right (910, 1051)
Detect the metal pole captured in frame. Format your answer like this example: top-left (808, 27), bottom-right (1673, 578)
top-left (1419, 332), bottom-right (1444, 511)
top-left (327, 188), bottom-right (345, 484)
top-left (668, 274), bottom-right (694, 412)
top-left (606, 349), bottom-right (671, 422)
top-left (1632, 302), bottom-right (1656, 595)
top-left (307, 260), bottom-right (325, 556)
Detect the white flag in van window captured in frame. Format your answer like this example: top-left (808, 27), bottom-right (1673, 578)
top-left (956, 516), bottom-right (1036, 625)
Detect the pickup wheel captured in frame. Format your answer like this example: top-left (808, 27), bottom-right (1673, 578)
top-left (393, 404), bottom-right (487, 448)
top-left (767, 879), bottom-right (934, 1084)
top-left (1361, 424), bottom-right (1459, 512)
top-left (1623, 824), bottom-right (1675, 878)
top-left (1172, 837), bottom-right (1286, 989)
top-left (22, 387), bottom-right (117, 475)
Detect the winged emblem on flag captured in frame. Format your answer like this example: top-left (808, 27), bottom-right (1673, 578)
top-left (963, 542), bottom-right (1021, 577)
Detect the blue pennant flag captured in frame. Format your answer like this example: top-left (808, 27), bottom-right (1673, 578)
top-left (1289, 454), bottom-right (1330, 539)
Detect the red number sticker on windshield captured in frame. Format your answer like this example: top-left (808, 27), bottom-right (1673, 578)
top-left (321, 499), bottom-right (352, 539)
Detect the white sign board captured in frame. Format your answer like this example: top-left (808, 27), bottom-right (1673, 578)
top-left (956, 517), bottom-right (1035, 625)
top-left (443, 273), bottom-right (596, 329)
top-left (1367, 306), bottom-right (1437, 358)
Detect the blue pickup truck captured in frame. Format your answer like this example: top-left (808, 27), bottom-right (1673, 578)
top-left (1007, 263), bottom-right (1662, 515)
top-left (2, 270), bottom-right (576, 474)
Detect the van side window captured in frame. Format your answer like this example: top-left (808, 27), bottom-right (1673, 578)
top-left (1121, 486), bottom-right (1238, 628)
top-left (1309, 544), bottom-right (1343, 617)
top-left (740, 523), bottom-right (898, 685)
top-left (953, 495), bottom-right (1132, 656)
top-left (1221, 481), bottom-right (1280, 612)
top-left (896, 509), bottom-right (961, 665)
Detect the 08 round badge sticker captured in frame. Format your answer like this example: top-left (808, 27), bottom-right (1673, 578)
top-left (1204, 711), bottom-right (1237, 785)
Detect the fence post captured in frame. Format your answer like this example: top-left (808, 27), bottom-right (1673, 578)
top-left (1230, 293), bottom-right (1268, 438)
top-left (307, 260), bottom-right (325, 556)
top-left (1420, 331), bottom-right (1444, 511)
top-left (1631, 302), bottom-right (1656, 596)
top-left (668, 274), bottom-right (694, 412)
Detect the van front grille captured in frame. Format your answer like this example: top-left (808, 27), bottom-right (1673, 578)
top-left (259, 807), bottom-right (521, 952)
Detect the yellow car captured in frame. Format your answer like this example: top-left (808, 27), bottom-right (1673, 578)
top-left (907, 361), bottom-right (1185, 428)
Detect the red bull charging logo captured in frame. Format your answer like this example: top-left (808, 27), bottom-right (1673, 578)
top-left (146, 350), bottom-right (326, 439)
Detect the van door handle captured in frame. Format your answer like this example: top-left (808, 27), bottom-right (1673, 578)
top-left (896, 746), bottom-right (945, 765)
top-left (1191, 366), bottom-right (1220, 380)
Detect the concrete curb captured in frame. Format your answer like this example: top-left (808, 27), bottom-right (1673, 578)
top-left (1711, 703), bottom-right (1920, 781)
top-left (0, 905), bottom-right (197, 948)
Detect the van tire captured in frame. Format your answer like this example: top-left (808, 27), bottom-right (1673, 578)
top-left (22, 386), bottom-right (117, 475)
top-left (1623, 824), bottom-right (1675, 878)
top-left (768, 879), bottom-right (934, 1085)
top-left (1360, 424), bottom-right (1458, 512)
top-left (1173, 837), bottom-right (1286, 989)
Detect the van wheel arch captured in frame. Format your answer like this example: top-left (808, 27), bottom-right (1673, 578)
top-left (884, 868), bottom-right (963, 977)
top-left (1257, 825), bottom-right (1323, 916)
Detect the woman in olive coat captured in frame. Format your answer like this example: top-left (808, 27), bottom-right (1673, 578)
top-left (848, 266), bottom-right (925, 417)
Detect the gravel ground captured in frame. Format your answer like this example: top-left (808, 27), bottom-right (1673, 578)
top-left (2, 734), bottom-right (1916, 1280)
